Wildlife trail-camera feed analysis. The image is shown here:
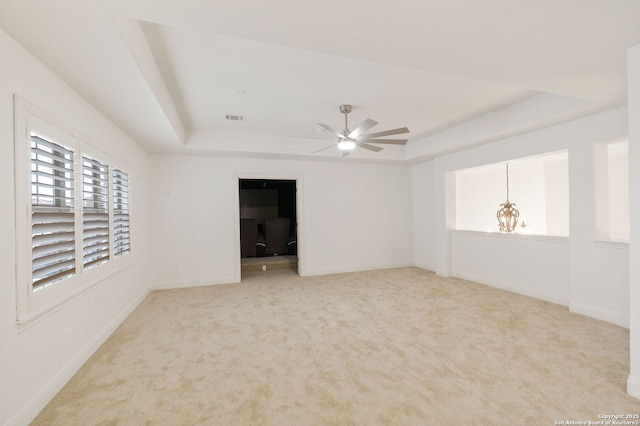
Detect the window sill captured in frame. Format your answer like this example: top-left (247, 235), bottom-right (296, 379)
top-left (592, 240), bottom-right (629, 250)
top-left (16, 258), bottom-right (132, 331)
top-left (452, 229), bottom-right (569, 244)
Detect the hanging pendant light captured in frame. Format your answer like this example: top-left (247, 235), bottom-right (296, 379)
top-left (496, 163), bottom-right (520, 232)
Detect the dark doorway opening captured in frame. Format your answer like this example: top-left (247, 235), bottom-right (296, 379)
top-left (239, 179), bottom-right (297, 273)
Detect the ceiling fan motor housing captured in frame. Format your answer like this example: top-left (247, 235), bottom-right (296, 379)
top-left (339, 104), bottom-right (352, 114)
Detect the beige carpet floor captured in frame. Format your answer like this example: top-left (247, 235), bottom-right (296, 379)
top-left (33, 267), bottom-right (640, 425)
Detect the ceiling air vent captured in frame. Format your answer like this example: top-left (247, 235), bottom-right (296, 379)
top-left (225, 114), bottom-right (246, 121)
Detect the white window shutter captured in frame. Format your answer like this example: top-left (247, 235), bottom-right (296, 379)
top-left (30, 134), bottom-right (76, 290)
top-left (82, 156), bottom-right (110, 269)
top-left (112, 168), bottom-right (130, 257)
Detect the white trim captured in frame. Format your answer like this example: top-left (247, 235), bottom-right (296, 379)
top-left (171, 146), bottom-right (407, 165)
top-left (6, 285), bottom-right (151, 426)
top-left (234, 173), bottom-right (305, 279)
top-left (303, 262), bottom-right (413, 277)
top-left (569, 301), bottom-right (629, 328)
top-left (592, 240), bottom-right (630, 250)
top-left (153, 276), bottom-right (236, 290)
top-left (453, 229), bottom-right (569, 244)
top-left (412, 262), bottom-right (436, 273)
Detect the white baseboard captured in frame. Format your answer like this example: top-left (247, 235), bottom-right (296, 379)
top-left (153, 275), bottom-right (237, 290)
top-left (453, 272), bottom-right (630, 328)
top-left (570, 301), bottom-right (629, 328)
top-left (453, 271), bottom-right (569, 307)
top-left (302, 261), bottom-right (413, 277)
top-left (628, 375), bottom-right (640, 400)
top-left (412, 261), bottom-right (436, 273)
top-left (7, 285), bottom-right (151, 426)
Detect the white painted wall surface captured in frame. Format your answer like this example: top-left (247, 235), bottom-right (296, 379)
top-left (569, 133), bottom-right (630, 328)
top-left (149, 155), bottom-right (413, 288)
top-left (411, 161), bottom-right (436, 271)
top-left (627, 43), bottom-right (640, 400)
top-left (0, 29), bottom-right (151, 425)
top-left (422, 106), bottom-right (629, 326)
top-left (608, 141), bottom-right (630, 241)
top-left (452, 231), bottom-right (570, 305)
top-left (569, 242), bottom-right (629, 326)
top-left (544, 157), bottom-right (570, 236)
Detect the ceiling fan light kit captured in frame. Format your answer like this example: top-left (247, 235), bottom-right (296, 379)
top-left (338, 140), bottom-right (356, 150)
top-left (314, 104), bottom-right (410, 155)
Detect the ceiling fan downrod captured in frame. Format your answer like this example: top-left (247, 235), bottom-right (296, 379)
top-left (340, 104), bottom-right (352, 136)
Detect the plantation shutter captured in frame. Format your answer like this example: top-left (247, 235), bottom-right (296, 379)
top-left (112, 169), bottom-right (130, 257)
top-left (30, 134), bottom-right (76, 290)
top-left (82, 156), bottom-right (110, 269)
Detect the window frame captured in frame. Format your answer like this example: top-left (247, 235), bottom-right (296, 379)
top-left (14, 96), bottom-right (132, 326)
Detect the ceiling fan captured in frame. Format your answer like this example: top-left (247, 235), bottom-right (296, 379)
top-left (313, 104), bottom-right (410, 156)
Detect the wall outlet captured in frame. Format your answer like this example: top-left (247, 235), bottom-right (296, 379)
top-left (262, 265), bottom-right (267, 271)
top-left (177, 265), bottom-right (184, 273)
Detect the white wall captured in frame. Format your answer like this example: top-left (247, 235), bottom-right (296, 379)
top-left (544, 157), bottom-right (570, 236)
top-left (627, 43), bottom-right (640, 399)
top-left (412, 161), bottom-right (436, 271)
top-left (0, 29), bottom-right (151, 425)
top-left (567, 114), bottom-right (629, 327)
top-left (412, 106), bottom-right (629, 327)
top-left (608, 141), bottom-right (630, 241)
top-left (452, 232), bottom-right (570, 305)
top-left (149, 155), bottom-right (413, 288)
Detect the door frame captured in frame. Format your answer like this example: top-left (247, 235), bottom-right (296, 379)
top-left (233, 172), bottom-right (305, 281)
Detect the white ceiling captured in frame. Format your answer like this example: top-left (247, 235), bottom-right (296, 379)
top-left (1, 0), bottom-right (639, 161)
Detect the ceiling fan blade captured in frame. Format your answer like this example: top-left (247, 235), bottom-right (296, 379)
top-left (317, 123), bottom-right (345, 139)
top-left (357, 127), bottom-right (409, 140)
top-left (357, 142), bottom-right (384, 152)
top-left (312, 144), bottom-right (336, 153)
top-left (347, 118), bottom-right (378, 139)
top-left (356, 138), bottom-right (408, 145)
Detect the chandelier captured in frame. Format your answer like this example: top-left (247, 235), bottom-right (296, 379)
top-left (496, 163), bottom-right (520, 232)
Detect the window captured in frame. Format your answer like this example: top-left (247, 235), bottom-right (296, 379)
top-left (30, 134), bottom-right (76, 290)
top-left (15, 97), bottom-right (132, 323)
top-left (112, 169), bottom-right (130, 257)
top-left (82, 156), bottom-right (110, 269)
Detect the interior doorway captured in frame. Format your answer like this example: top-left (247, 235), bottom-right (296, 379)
top-left (238, 179), bottom-right (298, 276)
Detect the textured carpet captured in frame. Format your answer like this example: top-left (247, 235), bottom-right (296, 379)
top-left (33, 267), bottom-right (640, 425)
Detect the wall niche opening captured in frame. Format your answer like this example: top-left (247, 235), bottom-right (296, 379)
top-left (239, 179), bottom-right (298, 274)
